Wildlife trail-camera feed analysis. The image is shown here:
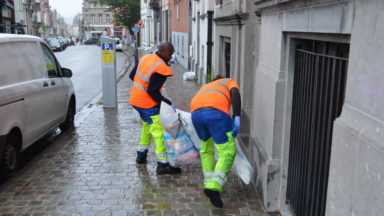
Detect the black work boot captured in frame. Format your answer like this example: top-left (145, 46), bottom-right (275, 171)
top-left (136, 157), bottom-right (147, 164)
top-left (156, 163), bottom-right (182, 174)
top-left (204, 188), bottom-right (223, 208)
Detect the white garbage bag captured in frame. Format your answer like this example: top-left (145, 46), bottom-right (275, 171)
top-left (231, 139), bottom-right (254, 184)
top-left (159, 101), bottom-right (180, 138)
top-left (163, 128), bottom-right (201, 167)
top-left (183, 72), bottom-right (195, 81)
top-left (214, 139), bottom-right (254, 185)
top-left (132, 109), bottom-right (142, 124)
top-left (178, 110), bottom-right (201, 151)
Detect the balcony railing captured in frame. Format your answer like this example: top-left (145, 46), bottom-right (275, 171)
top-left (149, 0), bottom-right (160, 9)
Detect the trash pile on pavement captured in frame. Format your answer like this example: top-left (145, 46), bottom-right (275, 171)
top-left (183, 72), bottom-right (196, 81)
top-left (133, 91), bottom-right (255, 184)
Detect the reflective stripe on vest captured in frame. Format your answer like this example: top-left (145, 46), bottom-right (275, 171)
top-left (196, 78), bottom-right (230, 103)
top-left (134, 55), bottom-right (165, 92)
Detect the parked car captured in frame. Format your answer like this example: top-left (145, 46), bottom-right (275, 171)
top-left (48, 39), bottom-right (63, 52)
top-left (58, 37), bottom-right (68, 48)
top-left (58, 39), bottom-right (66, 49)
top-left (84, 37), bottom-right (99, 45)
top-left (67, 38), bottom-right (73, 46)
top-left (0, 34), bottom-right (76, 181)
top-left (115, 38), bottom-right (123, 51)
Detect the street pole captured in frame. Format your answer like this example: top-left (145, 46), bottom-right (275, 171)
top-left (139, 28), bottom-right (142, 58)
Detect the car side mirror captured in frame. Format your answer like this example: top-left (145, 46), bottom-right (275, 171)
top-left (62, 68), bottom-right (73, 78)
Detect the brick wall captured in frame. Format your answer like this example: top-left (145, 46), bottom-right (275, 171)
top-left (171, 0), bottom-right (188, 33)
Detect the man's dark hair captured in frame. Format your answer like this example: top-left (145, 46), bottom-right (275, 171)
top-left (212, 75), bottom-right (223, 82)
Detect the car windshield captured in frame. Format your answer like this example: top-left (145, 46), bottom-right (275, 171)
top-left (49, 40), bottom-right (60, 46)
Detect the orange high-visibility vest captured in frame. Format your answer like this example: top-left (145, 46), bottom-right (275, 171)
top-left (129, 53), bottom-right (173, 108)
top-left (190, 78), bottom-right (239, 115)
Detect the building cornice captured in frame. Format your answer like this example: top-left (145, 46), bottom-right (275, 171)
top-left (213, 12), bottom-right (248, 26)
top-left (254, 0), bottom-right (292, 10)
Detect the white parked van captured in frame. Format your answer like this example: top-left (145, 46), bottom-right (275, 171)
top-left (0, 34), bottom-right (76, 181)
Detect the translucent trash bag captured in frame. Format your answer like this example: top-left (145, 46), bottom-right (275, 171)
top-left (163, 128), bottom-right (201, 167)
top-left (214, 139), bottom-right (254, 185)
top-left (183, 72), bottom-right (195, 81)
top-left (178, 110), bottom-right (201, 151)
top-left (159, 101), bottom-right (180, 138)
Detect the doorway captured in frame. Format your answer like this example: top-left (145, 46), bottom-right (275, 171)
top-left (286, 40), bottom-right (349, 216)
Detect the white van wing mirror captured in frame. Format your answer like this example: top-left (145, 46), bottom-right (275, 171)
top-left (62, 68), bottom-right (73, 78)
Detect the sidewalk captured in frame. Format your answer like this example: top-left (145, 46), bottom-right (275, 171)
top-left (0, 56), bottom-right (278, 215)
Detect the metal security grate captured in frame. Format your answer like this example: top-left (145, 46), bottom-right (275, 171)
top-left (225, 42), bottom-right (231, 78)
top-left (286, 43), bottom-right (348, 216)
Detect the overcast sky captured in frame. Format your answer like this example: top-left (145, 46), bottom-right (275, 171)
top-left (49, 0), bottom-right (83, 24)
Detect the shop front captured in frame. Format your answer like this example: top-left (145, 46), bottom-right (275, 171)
top-left (114, 28), bottom-right (122, 39)
top-left (1, 0), bottom-right (15, 33)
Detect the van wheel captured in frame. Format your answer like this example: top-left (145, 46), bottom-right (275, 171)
top-left (0, 134), bottom-right (20, 181)
top-left (60, 100), bottom-right (75, 132)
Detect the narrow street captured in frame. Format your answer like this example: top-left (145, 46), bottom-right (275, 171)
top-left (55, 45), bottom-right (129, 112)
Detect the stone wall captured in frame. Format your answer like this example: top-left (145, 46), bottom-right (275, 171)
top-left (252, 0), bottom-right (384, 215)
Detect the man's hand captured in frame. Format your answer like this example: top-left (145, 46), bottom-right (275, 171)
top-left (232, 116), bottom-right (241, 137)
top-left (171, 104), bottom-right (177, 112)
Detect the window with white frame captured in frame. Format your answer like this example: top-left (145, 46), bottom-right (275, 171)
top-left (91, 4), bottom-right (94, 8)
top-left (106, 14), bottom-right (110, 23)
top-left (86, 14), bottom-right (88, 23)
top-left (98, 14), bottom-right (102, 23)
top-left (91, 14), bottom-right (95, 23)
top-left (177, 5), bottom-right (180, 20)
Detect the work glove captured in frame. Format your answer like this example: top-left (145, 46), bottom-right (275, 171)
top-left (171, 103), bottom-right (177, 112)
top-left (232, 116), bottom-right (241, 137)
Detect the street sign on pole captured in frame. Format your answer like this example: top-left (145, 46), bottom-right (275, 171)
top-left (131, 35), bottom-right (136, 41)
top-left (123, 35), bottom-right (127, 39)
top-left (100, 37), bottom-right (117, 108)
top-left (137, 20), bottom-right (145, 28)
top-left (134, 24), bottom-right (139, 33)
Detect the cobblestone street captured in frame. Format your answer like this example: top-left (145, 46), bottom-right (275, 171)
top-left (0, 51), bottom-right (277, 216)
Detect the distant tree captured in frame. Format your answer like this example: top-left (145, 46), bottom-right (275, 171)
top-left (73, 15), bottom-right (80, 25)
top-left (86, 0), bottom-right (140, 35)
top-left (41, 22), bottom-right (47, 36)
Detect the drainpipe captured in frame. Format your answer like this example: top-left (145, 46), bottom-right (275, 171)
top-left (206, 10), bottom-right (214, 83)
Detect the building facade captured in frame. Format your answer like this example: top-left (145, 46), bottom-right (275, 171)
top-left (72, 23), bottom-right (79, 37)
top-left (161, 0), bottom-right (171, 43)
top-left (191, 0), bottom-right (216, 85)
top-left (216, 0), bottom-right (384, 215)
top-left (82, 0), bottom-right (113, 39)
top-left (1, 0), bottom-right (16, 34)
top-left (140, 0), bottom-right (153, 48)
top-left (171, 0), bottom-right (189, 69)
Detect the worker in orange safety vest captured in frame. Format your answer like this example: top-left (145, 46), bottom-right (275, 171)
top-left (190, 75), bottom-right (241, 208)
top-left (129, 41), bottom-right (181, 175)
